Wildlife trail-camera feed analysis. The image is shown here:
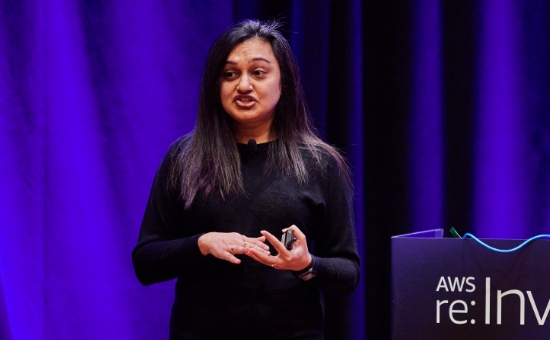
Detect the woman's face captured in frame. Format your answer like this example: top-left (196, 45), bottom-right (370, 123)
top-left (220, 39), bottom-right (281, 139)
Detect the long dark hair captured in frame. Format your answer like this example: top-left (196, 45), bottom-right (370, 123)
top-left (171, 19), bottom-right (349, 208)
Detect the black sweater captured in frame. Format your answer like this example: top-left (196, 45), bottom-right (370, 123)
top-left (132, 139), bottom-right (360, 340)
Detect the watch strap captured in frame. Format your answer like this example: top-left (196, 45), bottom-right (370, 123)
top-left (294, 255), bottom-right (317, 281)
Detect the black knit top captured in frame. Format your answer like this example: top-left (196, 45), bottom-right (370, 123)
top-left (132, 138), bottom-right (360, 340)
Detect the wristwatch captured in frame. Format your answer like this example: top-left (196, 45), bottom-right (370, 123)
top-left (294, 254), bottom-right (317, 281)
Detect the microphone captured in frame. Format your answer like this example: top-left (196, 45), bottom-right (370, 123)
top-left (247, 139), bottom-right (257, 154)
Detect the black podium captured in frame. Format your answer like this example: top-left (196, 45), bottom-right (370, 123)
top-left (391, 229), bottom-right (550, 339)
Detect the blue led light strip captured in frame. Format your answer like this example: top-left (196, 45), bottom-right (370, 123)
top-left (461, 232), bottom-right (550, 253)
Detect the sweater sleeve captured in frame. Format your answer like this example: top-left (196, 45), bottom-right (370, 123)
top-left (304, 156), bottom-right (361, 296)
top-left (132, 143), bottom-right (205, 286)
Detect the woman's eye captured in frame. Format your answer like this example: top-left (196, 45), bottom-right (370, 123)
top-left (252, 70), bottom-right (266, 77)
top-left (224, 70), bottom-right (237, 78)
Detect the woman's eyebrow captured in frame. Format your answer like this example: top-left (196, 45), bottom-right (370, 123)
top-left (249, 57), bottom-right (271, 63)
top-left (225, 57), bottom-right (271, 65)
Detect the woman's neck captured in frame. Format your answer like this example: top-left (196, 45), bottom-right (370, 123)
top-left (232, 123), bottom-right (273, 144)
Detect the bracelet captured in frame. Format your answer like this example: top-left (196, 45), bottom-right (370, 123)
top-left (293, 255), bottom-right (317, 281)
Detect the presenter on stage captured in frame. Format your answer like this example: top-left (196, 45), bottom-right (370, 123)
top-left (132, 19), bottom-right (360, 340)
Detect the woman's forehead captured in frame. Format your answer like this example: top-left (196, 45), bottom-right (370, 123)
top-left (226, 39), bottom-right (276, 64)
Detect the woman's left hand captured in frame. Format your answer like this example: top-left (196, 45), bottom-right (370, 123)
top-left (245, 225), bottom-right (312, 271)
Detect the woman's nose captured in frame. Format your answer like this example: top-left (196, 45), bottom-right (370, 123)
top-left (237, 76), bottom-right (252, 92)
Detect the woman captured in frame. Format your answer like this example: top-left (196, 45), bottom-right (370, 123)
top-left (132, 19), bottom-right (360, 340)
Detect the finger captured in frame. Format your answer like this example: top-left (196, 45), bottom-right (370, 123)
top-left (230, 245), bottom-right (244, 254)
top-left (237, 239), bottom-right (270, 255)
top-left (283, 225), bottom-right (307, 250)
top-left (252, 236), bottom-right (269, 249)
top-left (244, 249), bottom-right (262, 262)
top-left (245, 247), bottom-right (273, 263)
top-left (243, 237), bottom-right (270, 251)
top-left (260, 230), bottom-right (288, 255)
top-left (248, 235), bottom-right (266, 243)
top-left (245, 248), bottom-right (279, 267)
top-left (230, 245), bottom-right (268, 256)
top-left (287, 225), bottom-right (306, 241)
top-left (225, 251), bottom-right (241, 264)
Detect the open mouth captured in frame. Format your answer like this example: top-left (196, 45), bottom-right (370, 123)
top-left (235, 97), bottom-right (256, 107)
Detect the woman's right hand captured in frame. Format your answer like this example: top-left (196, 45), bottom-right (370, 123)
top-left (197, 232), bottom-right (271, 264)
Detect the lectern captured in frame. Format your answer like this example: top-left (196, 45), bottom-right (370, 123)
top-left (391, 229), bottom-right (550, 339)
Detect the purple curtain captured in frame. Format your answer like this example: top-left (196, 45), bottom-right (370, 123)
top-left (1, 0), bottom-right (550, 339)
top-left (0, 1), bottom-right (233, 339)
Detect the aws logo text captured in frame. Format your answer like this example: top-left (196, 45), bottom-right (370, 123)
top-left (436, 277), bottom-right (550, 325)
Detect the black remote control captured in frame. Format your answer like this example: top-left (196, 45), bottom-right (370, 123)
top-left (281, 229), bottom-right (297, 250)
